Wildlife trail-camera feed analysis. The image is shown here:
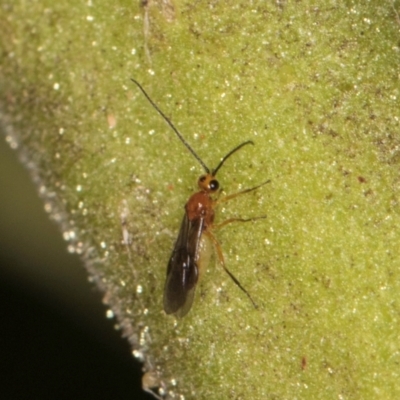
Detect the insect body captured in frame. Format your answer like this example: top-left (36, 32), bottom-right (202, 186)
top-left (131, 79), bottom-right (270, 317)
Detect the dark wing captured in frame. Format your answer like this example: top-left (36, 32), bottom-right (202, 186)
top-left (163, 213), bottom-right (204, 317)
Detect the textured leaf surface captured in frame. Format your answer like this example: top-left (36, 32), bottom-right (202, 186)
top-left (1, 1), bottom-right (400, 398)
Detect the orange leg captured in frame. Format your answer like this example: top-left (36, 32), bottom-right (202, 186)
top-left (213, 179), bottom-right (270, 229)
top-left (213, 216), bottom-right (266, 231)
top-left (204, 230), bottom-right (257, 309)
top-left (215, 179), bottom-right (270, 205)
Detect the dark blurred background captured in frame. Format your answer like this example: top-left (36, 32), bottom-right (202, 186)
top-left (0, 135), bottom-right (155, 399)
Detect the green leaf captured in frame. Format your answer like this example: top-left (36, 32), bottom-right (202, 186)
top-left (1, 1), bottom-right (400, 398)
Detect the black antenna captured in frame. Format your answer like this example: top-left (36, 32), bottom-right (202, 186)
top-left (212, 140), bottom-right (254, 176)
top-left (131, 79), bottom-right (210, 173)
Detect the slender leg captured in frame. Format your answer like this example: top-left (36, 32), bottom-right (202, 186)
top-left (213, 216), bottom-right (266, 231)
top-left (215, 179), bottom-right (270, 205)
top-left (204, 230), bottom-right (258, 309)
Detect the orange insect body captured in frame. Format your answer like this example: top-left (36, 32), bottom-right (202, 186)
top-left (131, 79), bottom-right (269, 318)
top-left (185, 183), bottom-right (215, 226)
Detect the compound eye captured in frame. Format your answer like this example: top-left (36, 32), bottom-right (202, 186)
top-left (209, 179), bottom-right (219, 191)
top-left (199, 175), bottom-right (207, 182)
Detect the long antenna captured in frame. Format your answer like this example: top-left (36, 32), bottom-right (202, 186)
top-left (131, 79), bottom-right (210, 173)
top-left (212, 140), bottom-right (254, 176)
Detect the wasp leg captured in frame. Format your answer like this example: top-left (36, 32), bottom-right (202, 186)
top-left (203, 230), bottom-right (258, 309)
top-left (213, 216), bottom-right (266, 230)
top-left (215, 179), bottom-right (270, 205)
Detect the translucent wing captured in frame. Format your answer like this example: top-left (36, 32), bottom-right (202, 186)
top-left (163, 213), bottom-right (204, 317)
